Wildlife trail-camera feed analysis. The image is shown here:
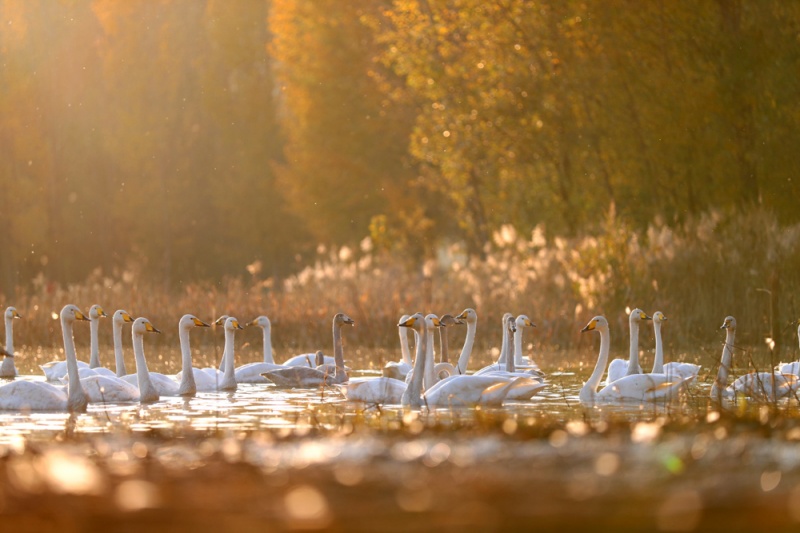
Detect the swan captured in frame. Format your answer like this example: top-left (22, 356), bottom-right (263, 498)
top-left (382, 314), bottom-right (414, 380)
top-left (0, 305), bottom-right (90, 411)
top-left (194, 317), bottom-right (242, 392)
top-left (0, 306), bottom-right (22, 378)
top-left (261, 313), bottom-right (353, 388)
top-left (580, 315), bottom-right (691, 404)
top-left (234, 316), bottom-right (286, 383)
top-left (474, 316), bottom-right (546, 400)
top-left (650, 311), bottom-right (700, 381)
top-left (605, 309), bottom-right (652, 384)
top-left (87, 304), bottom-right (113, 374)
top-left (434, 314), bottom-right (460, 379)
top-left (401, 313), bottom-right (541, 408)
top-left (711, 316), bottom-right (799, 402)
top-left (122, 314), bottom-right (210, 396)
top-left (475, 315), bottom-right (543, 377)
top-left (110, 310), bottom-right (135, 376)
top-left (78, 317), bottom-right (161, 403)
top-left (777, 320), bottom-right (800, 376)
top-left (453, 308), bottom-right (478, 375)
top-left (403, 314), bottom-right (444, 388)
top-left (41, 306), bottom-right (93, 381)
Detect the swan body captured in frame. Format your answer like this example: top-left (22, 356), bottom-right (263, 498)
top-left (605, 309), bottom-right (652, 384)
top-left (340, 377), bottom-right (407, 404)
top-left (650, 311), bottom-right (700, 381)
top-left (282, 353), bottom-right (338, 368)
top-left (383, 314), bottom-right (414, 380)
top-left (41, 359), bottom-right (90, 382)
top-left (0, 306), bottom-right (22, 378)
top-left (777, 321), bottom-right (800, 376)
top-left (122, 314), bottom-right (212, 398)
top-left (580, 316), bottom-right (690, 404)
top-left (262, 314), bottom-right (354, 388)
top-left (0, 305), bottom-right (90, 411)
top-left (87, 304), bottom-right (108, 369)
top-left (712, 316), bottom-right (799, 402)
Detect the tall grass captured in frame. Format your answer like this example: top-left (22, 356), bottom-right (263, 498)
top-left (3, 207), bottom-right (800, 374)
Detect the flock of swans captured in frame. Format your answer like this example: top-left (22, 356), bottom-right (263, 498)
top-left (0, 303), bottom-right (798, 412)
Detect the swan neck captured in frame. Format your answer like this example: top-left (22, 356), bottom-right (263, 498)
top-left (440, 329), bottom-right (449, 364)
top-left (507, 327), bottom-right (516, 373)
top-left (178, 326), bottom-right (196, 396)
top-left (498, 321), bottom-right (509, 364)
top-left (89, 319), bottom-right (100, 368)
top-left (711, 329), bottom-right (735, 400)
top-left (581, 327), bottom-right (611, 402)
top-left (399, 326), bottom-right (412, 365)
top-left (456, 320), bottom-right (476, 375)
top-left (514, 328), bottom-right (524, 367)
top-left (652, 322), bottom-right (664, 373)
top-left (132, 331), bottom-right (158, 402)
top-left (62, 318), bottom-right (87, 412)
top-left (221, 327), bottom-right (237, 389)
top-left (5, 315), bottom-right (13, 354)
top-left (262, 327), bottom-right (274, 364)
top-left (423, 325), bottom-right (437, 390)
top-left (402, 324), bottom-right (426, 407)
top-left (332, 322), bottom-right (347, 382)
top-left (627, 320), bottom-right (641, 375)
top-left (113, 320), bottom-right (127, 377)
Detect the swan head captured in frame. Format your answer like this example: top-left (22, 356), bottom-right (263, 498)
top-left (455, 308), bottom-right (477, 324)
top-left (652, 311), bottom-right (668, 324)
top-left (246, 315), bottom-right (271, 329)
top-left (61, 304), bottom-right (90, 323)
top-left (425, 314), bottom-right (441, 329)
top-left (180, 314), bottom-right (210, 329)
top-left (720, 316), bottom-right (736, 331)
top-left (628, 308), bottom-right (651, 324)
top-left (581, 316), bottom-right (609, 333)
top-left (5, 307), bottom-right (21, 320)
top-left (89, 305), bottom-right (107, 320)
top-left (112, 310), bottom-right (134, 325)
top-left (399, 312), bottom-right (425, 330)
top-left (133, 317), bottom-right (161, 335)
top-left (515, 314), bottom-right (536, 329)
top-left (224, 317), bottom-right (244, 331)
top-left (505, 315), bottom-right (517, 333)
top-left (439, 314), bottom-right (461, 327)
top-left (214, 315), bottom-right (230, 326)
top-left (333, 313), bottom-right (355, 327)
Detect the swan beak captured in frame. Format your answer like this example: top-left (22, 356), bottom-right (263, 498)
top-left (193, 318), bottom-right (211, 328)
top-left (641, 311), bottom-right (652, 321)
top-left (12, 310), bottom-right (21, 319)
top-left (432, 317), bottom-right (441, 327)
top-left (233, 320), bottom-right (244, 330)
top-left (399, 317), bottom-right (416, 328)
top-left (581, 320), bottom-right (596, 333)
top-left (525, 319), bottom-right (536, 328)
top-left (145, 322), bottom-right (161, 333)
top-left (214, 316), bottom-right (227, 326)
top-left (246, 320), bottom-right (257, 327)
top-left (122, 313), bottom-right (134, 323)
top-left (98, 307), bottom-right (107, 317)
top-left (75, 310), bottom-right (90, 321)
top-left (456, 311), bottom-right (468, 320)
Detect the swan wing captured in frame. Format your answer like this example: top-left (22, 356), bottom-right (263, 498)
top-left (81, 375), bottom-right (140, 403)
top-left (605, 358), bottom-right (628, 384)
top-left (0, 381), bottom-right (68, 411)
top-left (235, 362), bottom-right (285, 383)
top-left (596, 374), bottom-right (688, 403)
top-left (341, 378), bottom-right (406, 404)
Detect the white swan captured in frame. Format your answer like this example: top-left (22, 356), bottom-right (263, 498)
top-left (605, 308), bottom-right (652, 384)
top-left (194, 317), bottom-right (242, 392)
top-left (261, 313), bottom-right (353, 388)
top-left (0, 306), bottom-right (21, 378)
top-left (650, 311), bottom-right (700, 381)
top-left (580, 316), bottom-right (691, 404)
top-left (122, 314), bottom-right (210, 396)
top-left (453, 308), bottom-right (478, 375)
top-left (79, 317), bottom-right (161, 403)
top-left (41, 306), bottom-right (93, 381)
top-left (382, 314), bottom-right (414, 380)
top-left (400, 314), bottom-right (541, 408)
top-left (474, 312), bottom-right (514, 375)
top-left (0, 305), bottom-right (90, 411)
top-left (475, 315), bottom-right (543, 377)
top-left (711, 316), bottom-right (799, 402)
top-left (777, 320), bottom-right (800, 376)
top-left (233, 316), bottom-right (285, 383)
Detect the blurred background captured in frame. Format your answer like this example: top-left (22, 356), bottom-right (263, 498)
top-left (2, 1), bottom-right (800, 353)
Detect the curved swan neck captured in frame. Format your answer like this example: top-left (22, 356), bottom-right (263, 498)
top-left (652, 321), bottom-right (664, 373)
top-left (62, 318), bottom-right (87, 412)
top-left (262, 326), bottom-right (274, 364)
top-left (132, 330), bottom-right (158, 402)
top-left (711, 328), bottom-right (735, 400)
top-left (5, 314), bottom-right (14, 354)
top-left (113, 320), bottom-right (127, 377)
top-left (89, 319), bottom-right (101, 368)
top-left (456, 320), bottom-right (476, 375)
top-left (402, 324), bottom-right (427, 408)
top-left (399, 327), bottom-right (412, 365)
top-left (178, 326), bottom-right (196, 396)
top-left (627, 320), bottom-right (641, 375)
top-left (581, 327), bottom-right (611, 403)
